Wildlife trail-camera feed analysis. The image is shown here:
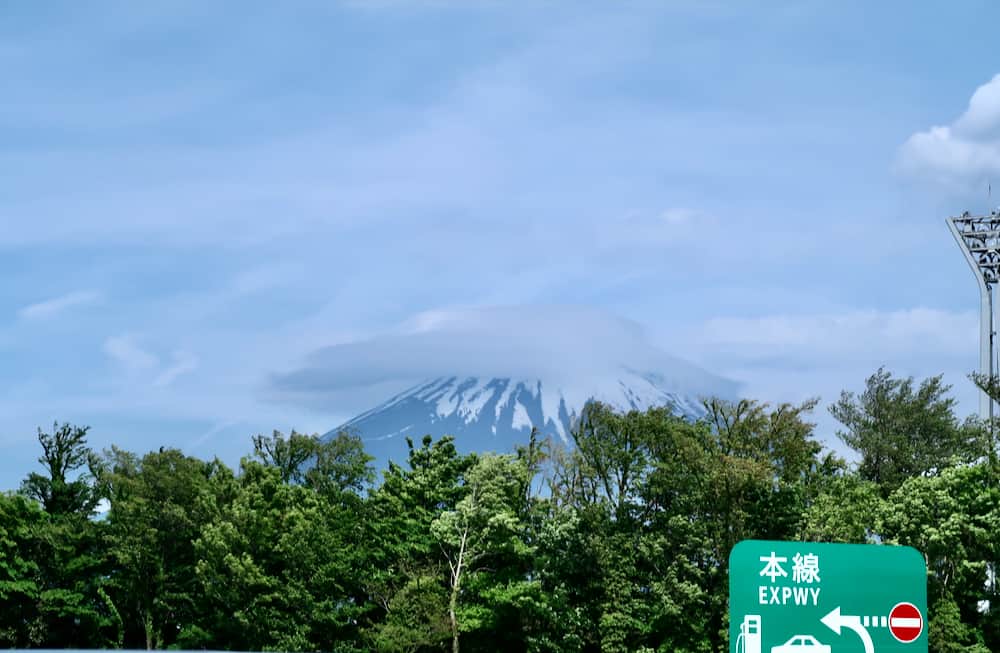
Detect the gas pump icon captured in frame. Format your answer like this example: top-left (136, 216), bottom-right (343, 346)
top-left (737, 615), bottom-right (762, 653)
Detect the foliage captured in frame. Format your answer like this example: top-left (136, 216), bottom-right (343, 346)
top-left (0, 492), bottom-right (43, 647)
top-left (7, 369), bottom-right (999, 651)
top-left (252, 428), bottom-right (374, 497)
top-left (798, 474), bottom-right (883, 543)
top-left (21, 422), bottom-right (100, 517)
top-left (880, 463), bottom-right (1000, 640)
top-left (430, 453), bottom-right (532, 653)
top-left (831, 368), bottom-right (981, 495)
top-left (97, 446), bottom-right (235, 649)
top-left (195, 455), bottom-right (371, 651)
top-left (29, 509), bottom-right (113, 647)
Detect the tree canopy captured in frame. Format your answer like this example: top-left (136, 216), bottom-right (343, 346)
top-left (3, 368), bottom-right (997, 652)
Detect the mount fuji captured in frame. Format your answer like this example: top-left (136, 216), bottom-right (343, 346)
top-left (273, 305), bottom-right (739, 464)
top-left (321, 366), bottom-right (736, 464)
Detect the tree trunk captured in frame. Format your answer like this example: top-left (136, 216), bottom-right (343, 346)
top-left (143, 608), bottom-right (155, 650)
top-left (449, 528), bottom-right (468, 653)
top-left (449, 579), bottom-right (459, 653)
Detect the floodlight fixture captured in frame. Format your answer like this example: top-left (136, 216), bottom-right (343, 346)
top-left (947, 211), bottom-right (1000, 421)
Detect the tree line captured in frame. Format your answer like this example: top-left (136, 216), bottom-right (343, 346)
top-left (1, 367), bottom-right (999, 652)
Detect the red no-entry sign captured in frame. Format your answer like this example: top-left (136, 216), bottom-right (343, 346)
top-left (889, 602), bottom-right (923, 643)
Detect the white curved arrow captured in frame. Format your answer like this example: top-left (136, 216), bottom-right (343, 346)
top-left (822, 606), bottom-right (874, 653)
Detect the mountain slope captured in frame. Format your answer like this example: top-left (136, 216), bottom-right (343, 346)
top-left (323, 366), bottom-right (735, 463)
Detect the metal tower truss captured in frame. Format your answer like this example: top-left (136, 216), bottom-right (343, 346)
top-left (948, 211), bottom-right (1000, 421)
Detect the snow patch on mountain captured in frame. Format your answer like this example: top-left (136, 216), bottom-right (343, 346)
top-left (323, 366), bottom-right (736, 464)
top-left (511, 398), bottom-right (532, 431)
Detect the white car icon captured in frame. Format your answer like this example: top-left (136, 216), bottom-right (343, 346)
top-left (770, 635), bottom-right (831, 653)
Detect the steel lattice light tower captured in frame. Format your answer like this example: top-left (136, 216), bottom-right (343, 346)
top-left (948, 210), bottom-right (1000, 421)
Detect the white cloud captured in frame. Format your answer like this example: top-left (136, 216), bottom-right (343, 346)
top-left (897, 73), bottom-right (1000, 190)
top-left (153, 351), bottom-right (200, 387)
top-left (269, 305), bottom-right (738, 412)
top-left (267, 305), bottom-right (987, 450)
top-left (18, 290), bottom-right (100, 320)
top-left (695, 308), bottom-right (976, 360)
top-left (103, 335), bottom-right (158, 371)
top-left (675, 307), bottom-right (983, 427)
top-left (187, 419), bottom-right (241, 450)
top-left (103, 336), bottom-right (198, 387)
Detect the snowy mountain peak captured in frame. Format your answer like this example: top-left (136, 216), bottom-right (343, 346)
top-left (324, 367), bottom-right (734, 463)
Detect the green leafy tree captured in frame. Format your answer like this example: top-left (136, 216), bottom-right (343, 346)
top-left (544, 399), bottom-right (826, 652)
top-left (252, 429), bottom-right (318, 484)
top-left (695, 397), bottom-right (826, 650)
top-left (522, 503), bottom-right (591, 652)
top-left (21, 422), bottom-right (100, 516)
top-left (880, 463), bottom-right (1000, 650)
top-left (457, 430), bottom-right (564, 653)
top-left (430, 453), bottom-right (531, 653)
top-left (831, 368), bottom-right (980, 495)
top-left (19, 422), bottom-right (112, 648)
top-left (928, 595), bottom-right (991, 653)
top-left (364, 436), bottom-right (474, 651)
top-left (27, 511), bottom-right (112, 647)
top-left (307, 429), bottom-right (375, 499)
top-left (98, 446), bottom-right (235, 649)
top-left (568, 402), bottom-right (660, 520)
top-left (621, 398), bottom-right (824, 652)
top-left (371, 572), bottom-right (451, 653)
top-left (196, 455), bottom-right (369, 652)
top-left (252, 428), bottom-right (374, 498)
top-left (13, 383), bottom-right (986, 652)
top-left (0, 493), bottom-right (44, 647)
top-left (798, 475), bottom-right (883, 543)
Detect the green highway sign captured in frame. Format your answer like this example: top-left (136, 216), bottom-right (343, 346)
top-left (729, 540), bottom-right (927, 653)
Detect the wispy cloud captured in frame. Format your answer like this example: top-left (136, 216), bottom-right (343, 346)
top-left (660, 208), bottom-right (704, 225)
top-left (103, 336), bottom-right (198, 387)
top-left (153, 351), bottom-right (200, 387)
top-left (103, 335), bottom-right (158, 371)
top-left (695, 308), bottom-right (977, 362)
top-left (673, 308), bottom-right (983, 428)
top-left (18, 290), bottom-right (100, 320)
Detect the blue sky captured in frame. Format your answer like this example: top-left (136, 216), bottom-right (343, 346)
top-left (3, 1), bottom-right (1000, 489)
